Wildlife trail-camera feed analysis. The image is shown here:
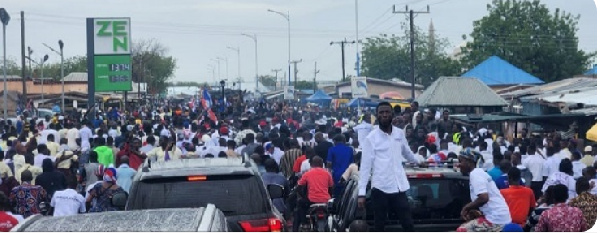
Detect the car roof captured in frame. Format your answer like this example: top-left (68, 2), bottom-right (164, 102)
top-left (13, 206), bottom-right (223, 232)
top-left (347, 166), bottom-right (468, 182)
top-left (137, 158), bottom-right (259, 180)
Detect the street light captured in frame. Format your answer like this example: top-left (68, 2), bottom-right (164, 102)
top-left (219, 79), bottom-right (226, 113)
top-left (267, 9), bottom-right (291, 85)
top-left (43, 40), bottom-right (64, 113)
top-left (241, 33), bottom-right (258, 94)
top-left (226, 46), bottom-right (241, 89)
top-left (210, 58), bottom-right (221, 84)
top-left (0, 8), bottom-right (9, 120)
top-left (216, 56), bottom-right (228, 81)
top-left (40, 54), bottom-right (49, 104)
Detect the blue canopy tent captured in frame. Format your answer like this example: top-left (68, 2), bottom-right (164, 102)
top-left (346, 98), bottom-right (379, 108)
top-left (303, 90), bottom-right (332, 106)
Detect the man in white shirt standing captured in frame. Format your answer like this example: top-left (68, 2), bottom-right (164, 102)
top-left (457, 148), bottom-right (512, 232)
top-left (79, 122), bottom-right (93, 152)
top-left (34, 145), bottom-right (55, 167)
top-left (66, 123), bottom-right (80, 151)
top-left (51, 178), bottom-right (86, 216)
top-left (525, 145), bottom-right (546, 199)
top-left (353, 113), bottom-right (372, 149)
top-left (358, 102), bottom-right (418, 232)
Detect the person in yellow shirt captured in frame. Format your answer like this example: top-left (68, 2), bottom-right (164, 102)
top-left (146, 140), bottom-right (182, 162)
top-left (0, 152), bottom-right (13, 178)
top-left (0, 134), bottom-right (8, 152)
top-left (55, 150), bottom-right (78, 181)
top-left (46, 135), bottom-right (60, 157)
top-left (15, 154), bottom-right (43, 185)
top-left (581, 146), bottom-right (596, 167)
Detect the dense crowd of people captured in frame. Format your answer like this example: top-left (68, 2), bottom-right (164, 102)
top-left (0, 97), bottom-right (596, 232)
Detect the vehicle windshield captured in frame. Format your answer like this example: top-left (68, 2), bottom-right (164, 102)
top-left (128, 175), bottom-right (269, 216)
top-left (405, 178), bottom-right (470, 221)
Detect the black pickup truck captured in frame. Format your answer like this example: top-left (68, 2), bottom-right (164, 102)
top-left (330, 166), bottom-right (471, 232)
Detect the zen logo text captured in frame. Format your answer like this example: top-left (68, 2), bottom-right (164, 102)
top-left (96, 20), bottom-right (128, 52)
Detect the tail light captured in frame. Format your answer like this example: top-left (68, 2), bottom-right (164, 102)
top-left (316, 212), bottom-right (325, 219)
top-left (239, 218), bottom-right (282, 232)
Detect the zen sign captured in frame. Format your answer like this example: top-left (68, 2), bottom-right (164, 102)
top-left (87, 17), bottom-right (132, 92)
top-left (93, 18), bottom-right (131, 55)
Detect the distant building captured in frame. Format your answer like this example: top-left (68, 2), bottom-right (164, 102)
top-left (415, 77), bottom-right (508, 114)
top-left (462, 56), bottom-right (544, 91)
top-left (335, 77), bottom-right (424, 100)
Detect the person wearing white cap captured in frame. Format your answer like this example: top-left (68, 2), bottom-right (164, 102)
top-left (353, 113), bottom-right (372, 149)
top-left (581, 146), bottom-right (596, 167)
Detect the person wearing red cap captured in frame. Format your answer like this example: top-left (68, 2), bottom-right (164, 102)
top-left (219, 126), bottom-right (229, 141)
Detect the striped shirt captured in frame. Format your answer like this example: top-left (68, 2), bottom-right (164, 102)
top-left (280, 148), bottom-right (302, 179)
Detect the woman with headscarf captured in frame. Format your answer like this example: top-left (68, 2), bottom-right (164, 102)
top-left (86, 167), bottom-right (126, 212)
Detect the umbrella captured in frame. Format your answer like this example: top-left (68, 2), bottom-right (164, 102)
top-left (379, 91), bottom-right (404, 100)
top-left (586, 123), bottom-right (597, 142)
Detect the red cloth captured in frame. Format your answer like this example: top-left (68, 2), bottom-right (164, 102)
top-left (297, 167), bottom-right (334, 203)
top-left (334, 120), bottom-right (344, 128)
top-left (116, 144), bottom-right (144, 170)
top-left (292, 155), bottom-right (307, 173)
top-left (0, 212), bottom-right (18, 232)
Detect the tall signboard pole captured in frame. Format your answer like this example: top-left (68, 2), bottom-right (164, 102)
top-left (86, 18), bottom-right (95, 122)
top-left (86, 17), bottom-right (132, 122)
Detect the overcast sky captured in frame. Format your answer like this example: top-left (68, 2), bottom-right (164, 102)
top-left (2, 0), bottom-right (597, 90)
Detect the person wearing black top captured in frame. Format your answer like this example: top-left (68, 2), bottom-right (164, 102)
top-left (314, 133), bottom-right (333, 161)
top-left (35, 159), bottom-right (67, 199)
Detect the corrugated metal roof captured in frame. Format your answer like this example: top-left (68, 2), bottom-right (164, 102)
top-left (462, 56), bottom-right (544, 86)
top-left (415, 77), bottom-right (508, 107)
top-left (501, 77), bottom-right (597, 98)
top-left (521, 86), bottom-right (597, 106)
top-left (63, 72), bottom-right (88, 82)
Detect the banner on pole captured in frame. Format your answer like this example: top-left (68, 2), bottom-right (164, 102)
top-left (284, 86), bottom-right (295, 100)
top-left (351, 77), bottom-right (368, 98)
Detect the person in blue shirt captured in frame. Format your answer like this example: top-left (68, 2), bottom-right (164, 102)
top-left (487, 148), bottom-right (505, 181)
top-left (261, 158), bottom-right (289, 218)
top-left (494, 160), bottom-right (514, 190)
top-left (16, 116), bottom-right (23, 135)
top-left (326, 134), bottom-right (354, 197)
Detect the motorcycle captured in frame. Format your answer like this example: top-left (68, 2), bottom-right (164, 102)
top-left (300, 199), bottom-right (335, 232)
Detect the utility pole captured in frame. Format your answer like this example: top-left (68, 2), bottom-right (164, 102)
top-left (313, 61), bottom-right (319, 92)
top-left (290, 59), bottom-right (302, 88)
top-left (20, 11), bottom-right (26, 105)
top-left (393, 5), bottom-right (430, 101)
top-left (271, 69), bottom-right (282, 88)
top-left (330, 39), bottom-right (356, 82)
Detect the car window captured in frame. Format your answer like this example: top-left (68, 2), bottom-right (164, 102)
top-left (129, 175), bottom-right (269, 216)
top-left (406, 179), bottom-right (470, 220)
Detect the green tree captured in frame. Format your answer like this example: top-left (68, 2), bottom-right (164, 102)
top-left (132, 39), bottom-right (177, 94)
top-left (295, 80), bottom-right (314, 90)
top-left (461, 0), bottom-right (595, 82)
top-left (361, 25), bottom-right (461, 87)
top-left (258, 75), bottom-right (276, 87)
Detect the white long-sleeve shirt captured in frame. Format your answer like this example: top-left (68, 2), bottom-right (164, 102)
top-left (353, 122), bottom-right (373, 149)
top-left (358, 126), bottom-right (418, 196)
